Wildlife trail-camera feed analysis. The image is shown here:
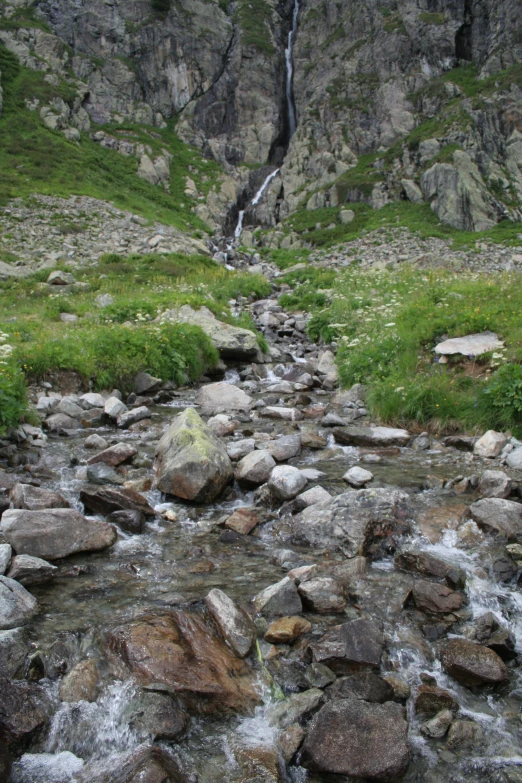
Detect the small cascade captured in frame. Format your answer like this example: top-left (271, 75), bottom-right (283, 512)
top-left (285, 0), bottom-right (299, 138)
top-left (234, 210), bottom-right (245, 239)
top-left (234, 169), bottom-right (280, 239)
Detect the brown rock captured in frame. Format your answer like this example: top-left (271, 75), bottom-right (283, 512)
top-left (441, 638), bottom-right (508, 686)
top-left (87, 443), bottom-right (138, 467)
top-left (0, 676), bottom-right (46, 744)
top-left (59, 660), bottom-right (99, 702)
top-left (414, 685), bottom-right (459, 717)
top-left (80, 486), bottom-right (154, 517)
top-left (394, 550), bottom-right (465, 588)
top-left (10, 484), bottom-right (70, 511)
top-left (279, 723), bottom-right (305, 762)
top-left (224, 508), bottom-right (260, 535)
top-left (412, 580), bottom-right (463, 614)
top-left (308, 618), bottom-right (383, 673)
top-left (265, 616), bottom-right (312, 644)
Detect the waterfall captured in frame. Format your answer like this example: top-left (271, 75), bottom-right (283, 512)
top-left (285, 0), bottom-right (299, 138)
top-left (234, 169), bottom-right (280, 238)
top-left (234, 210), bottom-right (245, 239)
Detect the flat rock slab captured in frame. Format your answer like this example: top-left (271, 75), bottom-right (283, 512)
top-left (441, 638), bottom-right (508, 686)
top-left (309, 618), bottom-right (383, 672)
top-left (80, 487), bottom-right (154, 517)
top-left (10, 484), bottom-right (70, 511)
top-left (205, 588), bottom-right (255, 658)
top-left (87, 443), bottom-right (138, 467)
top-left (302, 699), bottom-right (410, 781)
top-left (468, 498), bottom-right (522, 539)
top-left (435, 331), bottom-right (503, 357)
top-left (1, 509), bottom-right (116, 560)
top-left (195, 383), bottom-right (253, 417)
top-left (334, 426), bottom-right (410, 447)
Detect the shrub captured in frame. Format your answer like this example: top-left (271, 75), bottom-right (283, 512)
top-left (0, 333), bottom-right (26, 432)
top-left (151, 0), bottom-right (172, 14)
top-left (481, 363), bottom-right (522, 432)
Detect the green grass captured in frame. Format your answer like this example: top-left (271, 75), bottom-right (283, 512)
top-left (291, 265), bottom-right (522, 434)
top-left (235, 0), bottom-right (275, 55)
top-left (418, 12), bottom-right (446, 25)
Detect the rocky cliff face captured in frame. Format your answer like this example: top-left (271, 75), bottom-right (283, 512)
top-left (1, 0), bottom-right (521, 233)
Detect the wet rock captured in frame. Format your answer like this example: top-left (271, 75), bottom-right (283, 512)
top-left (300, 430), bottom-right (327, 449)
top-left (0, 740), bottom-right (11, 782)
top-left (196, 382), bottom-right (253, 417)
top-left (0, 676), bottom-right (46, 744)
top-left (384, 674), bottom-right (411, 702)
top-left (291, 489), bottom-right (410, 558)
top-left (79, 744), bottom-right (189, 783)
top-left (343, 466), bottom-right (374, 488)
top-left (279, 723), bottom-right (305, 762)
top-left (127, 691), bottom-right (188, 741)
top-left (107, 510), bottom-right (146, 534)
top-left (334, 425), bottom-right (410, 447)
top-left (59, 659), bottom-right (99, 702)
top-left (10, 483), bottom-right (70, 511)
top-left (227, 438), bottom-right (255, 461)
top-left (326, 671), bottom-right (394, 704)
top-left (205, 588), bottom-right (255, 658)
top-left (330, 556), bottom-right (369, 583)
top-left (80, 486), bottom-right (153, 517)
top-left (305, 662), bottom-right (336, 689)
top-left (0, 544), bottom-right (12, 575)
top-left (298, 577), bottom-right (346, 613)
top-left (265, 435), bottom-right (301, 461)
top-left (1, 508), bottom-right (116, 560)
top-left (268, 688), bottom-right (323, 729)
top-left (224, 507), bottom-right (261, 535)
top-left (207, 414), bottom-right (237, 437)
top-left (106, 610), bottom-right (258, 714)
top-left (506, 447), bottom-right (522, 470)
top-left (443, 435), bottom-right (478, 451)
top-left (153, 408), bottom-right (233, 503)
top-left (86, 463), bottom-right (124, 486)
top-left (492, 554), bottom-right (518, 582)
top-left (421, 709), bottom-right (453, 738)
top-left (412, 580), bottom-right (463, 614)
top-left (265, 616), bottom-right (311, 644)
top-left (0, 576), bottom-right (38, 630)
top-left (268, 466), bottom-right (307, 500)
top-left (236, 450), bottom-right (276, 488)
top-left (441, 638), bottom-right (508, 686)
top-left (253, 577), bottom-right (302, 617)
top-left (301, 699), bottom-right (410, 780)
top-left (117, 406), bottom-right (151, 429)
top-left (474, 430), bottom-right (508, 458)
top-left (294, 486), bottom-right (332, 509)
top-left (468, 498), bottom-right (522, 538)
top-left (87, 442), bottom-right (138, 467)
top-left (44, 413), bottom-right (79, 432)
top-left (288, 564), bottom-right (318, 583)
top-left (446, 720), bottom-right (484, 749)
top-left (394, 550), bottom-right (466, 589)
top-left (0, 628), bottom-right (28, 678)
top-left (474, 612), bottom-right (517, 661)
top-left (478, 470), bottom-right (513, 499)
top-left (309, 618), bottom-right (383, 673)
top-left (84, 434), bottom-right (109, 450)
top-left (134, 372), bottom-right (162, 395)
top-left (6, 555), bottom-right (57, 586)
top-left (414, 685), bottom-right (459, 717)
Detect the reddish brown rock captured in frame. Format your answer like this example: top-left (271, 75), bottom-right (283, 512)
top-left (87, 443), bottom-right (138, 467)
top-left (265, 616), bottom-right (312, 644)
top-left (224, 508), bottom-right (261, 535)
top-left (412, 580), bottom-right (463, 614)
top-left (441, 639), bottom-right (508, 686)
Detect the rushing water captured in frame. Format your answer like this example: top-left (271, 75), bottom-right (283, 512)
top-left (234, 169), bottom-right (280, 239)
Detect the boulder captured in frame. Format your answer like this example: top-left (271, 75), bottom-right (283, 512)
top-left (394, 550), bottom-right (465, 588)
top-left (77, 745), bottom-right (190, 783)
top-left (87, 442), bottom-right (138, 467)
top-left (268, 688), bottom-right (323, 729)
top-left (326, 672), bottom-right (394, 704)
top-left (1, 509), bottom-right (116, 560)
top-left (0, 676), bottom-right (46, 743)
top-left (104, 397), bottom-right (128, 420)
top-left (446, 720), bottom-right (484, 749)
top-left (414, 685), bottom-right (459, 717)
top-left (478, 470), bottom-right (513, 499)
top-left (86, 463), bottom-right (124, 486)
top-left (308, 618), bottom-right (383, 672)
top-left (84, 434), bottom-right (109, 450)
top-left (0, 628), bottom-right (28, 678)
top-left (44, 413), bottom-right (79, 432)
top-left (107, 510), bottom-right (146, 535)
top-left (253, 577), bottom-right (302, 617)
top-left (10, 484), bottom-right (70, 511)
top-left (161, 305), bottom-right (261, 360)
top-left (117, 406), bottom-right (151, 429)
top-left (227, 438), bottom-right (255, 461)
top-left (421, 709), bottom-right (453, 739)
top-left (80, 408), bottom-right (104, 428)
top-left (79, 392), bottom-right (106, 410)
top-left (205, 588), bottom-right (255, 657)
top-left (301, 699), bottom-right (410, 781)
top-left (268, 466), bottom-right (307, 500)
top-left (298, 578), bottom-right (346, 613)
top-left (236, 450), bottom-right (276, 488)
top-left (6, 555), bottom-right (57, 586)
top-left (333, 426), bottom-right (410, 447)
top-left (436, 335), bottom-right (504, 361)
top-left (59, 660), bottom-right (99, 702)
top-left (134, 372), bottom-right (162, 395)
top-left (0, 576), bottom-right (38, 630)
top-left (195, 382), bottom-right (253, 416)
top-left (105, 610), bottom-right (258, 714)
top-left (126, 691), bottom-right (188, 741)
top-left (343, 466), bottom-right (374, 488)
top-left (474, 430), bottom-right (509, 458)
top-left (80, 487), bottom-right (154, 517)
top-left (207, 414), bottom-right (237, 437)
top-left (295, 486), bottom-right (332, 509)
top-left (265, 616), bottom-right (311, 644)
top-left (224, 508), bottom-right (260, 535)
top-left (412, 580), bottom-right (463, 614)
top-left (55, 399), bottom-right (83, 418)
top-left (468, 498), bottom-right (522, 538)
top-left (0, 545), bottom-right (11, 576)
top-left (506, 447), bottom-right (522, 470)
top-left (265, 435), bottom-right (301, 461)
top-left (259, 406), bottom-right (303, 421)
top-left (153, 408), bottom-right (233, 503)
top-left (441, 638), bottom-right (508, 686)
top-left (291, 489), bottom-right (411, 557)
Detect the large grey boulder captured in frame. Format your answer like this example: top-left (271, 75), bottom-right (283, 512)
top-left (301, 699), bottom-right (410, 781)
top-left (0, 576), bottom-right (38, 630)
top-left (195, 382), bottom-right (253, 416)
top-left (468, 498), bottom-right (522, 538)
top-left (265, 434), bottom-right (301, 461)
top-left (506, 447), bottom-right (522, 470)
top-left (11, 484), bottom-right (70, 511)
top-left (474, 430), bottom-right (508, 458)
top-left (205, 588), bottom-right (255, 658)
top-left (0, 627), bottom-right (28, 677)
top-left (478, 470), bottom-right (513, 499)
top-left (235, 450), bottom-right (276, 487)
top-left (268, 465), bottom-right (307, 500)
top-left (160, 305), bottom-right (261, 360)
top-left (0, 545), bottom-right (12, 575)
top-left (420, 150), bottom-right (499, 232)
top-left (6, 555), bottom-right (57, 586)
top-left (153, 408), bottom-right (233, 502)
top-left (333, 426), bottom-right (410, 447)
top-left (291, 489), bottom-right (410, 557)
top-left (1, 509), bottom-right (116, 560)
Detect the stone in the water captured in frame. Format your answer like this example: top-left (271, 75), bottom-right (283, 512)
top-left (224, 507), bottom-right (260, 535)
top-left (441, 638), bottom-right (508, 686)
top-left (298, 577), bottom-right (346, 613)
top-left (84, 434), bottom-right (109, 450)
top-left (79, 392), bottom-right (105, 410)
top-left (308, 618), bottom-right (383, 672)
top-left (1, 508), bottom-right (116, 560)
top-left (104, 396), bottom-right (127, 420)
top-left (11, 484), bottom-right (70, 511)
top-left (44, 413), bottom-right (79, 432)
top-left (343, 466), bottom-right (374, 488)
top-left (86, 463), bottom-right (124, 485)
top-left (414, 685), bottom-right (458, 717)
top-left (295, 486), bottom-right (332, 509)
top-left (134, 372), bottom-right (162, 395)
top-left (205, 588), bottom-right (255, 658)
top-left (117, 405), bottom-right (151, 429)
top-left (253, 577), bottom-right (302, 617)
top-left (412, 580), bottom-right (463, 614)
top-left (446, 720), bottom-right (484, 749)
top-left (207, 414), bottom-right (237, 437)
top-left (227, 438), bottom-right (255, 461)
top-left (0, 628), bottom-right (28, 678)
top-left (87, 442), bottom-right (138, 467)
top-left (0, 675), bottom-right (46, 742)
top-left (326, 671), bottom-right (394, 704)
top-left (236, 450), bottom-right (276, 488)
top-left (477, 469), bottom-right (513, 498)
top-left (80, 487), bottom-right (154, 517)
top-left (107, 509), bottom-right (146, 534)
top-left (153, 408), bottom-right (233, 503)
top-left (268, 688), bottom-right (323, 729)
top-left (0, 576), bottom-right (38, 630)
top-left (301, 699), bottom-right (410, 781)
top-left (259, 406), bottom-right (303, 421)
top-left (265, 616), bottom-right (312, 644)
top-left (77, 745), bottom-right (187, 783)
top-left (195, 382), bottom-right (253, 416)
top-left (268, 465), bottom-right (308, 500)
top-left (474, 429), bottom-right (509, 458)
top-left (59, 659), bottom-right (99, 702)
top-left (265, 435), bottom-right (301, 461)
top-left (468, 498), bottom-right (522, 539)
top-left (127, 691), bottom-right (188, 741)
top-left (435, 332), bottom-right (503, 358)
top-left (6, 554), bottom-right (57, 586)
top-left (106, 610), bottom-right (258, 714)
top-left (421, 709), bottom-right (453, 738)
top-left (0, 544), bottom-right (12, 576)
top-left (334, 425), bottom-right (410, 447)
top-left (394, 550), bottom-right (465, 588)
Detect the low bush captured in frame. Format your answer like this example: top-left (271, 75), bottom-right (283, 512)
top-left (0, 332), bottom-right (26, 433)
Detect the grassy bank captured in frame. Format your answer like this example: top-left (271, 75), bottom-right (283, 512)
top-left (278, 262), bottom-right (522, 435)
